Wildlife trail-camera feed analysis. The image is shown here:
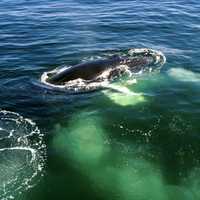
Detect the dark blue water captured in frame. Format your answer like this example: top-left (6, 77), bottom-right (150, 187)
top-left (0, 0), bottom-right (200, 200)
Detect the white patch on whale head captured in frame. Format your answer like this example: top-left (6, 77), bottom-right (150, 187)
top-left (128, 48), bottom-right (166, 66)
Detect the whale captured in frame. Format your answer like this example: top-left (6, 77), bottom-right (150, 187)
top-left (41, 49), bottom-right (166, 94)
top-left (46, 55), bottom-right (150, 85)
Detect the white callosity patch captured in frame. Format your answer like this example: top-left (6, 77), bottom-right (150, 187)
top-left (0, 110), bottom-right (46, 200)
top-left (41, 48), bottom-right (166, 94)
top-left (128, 48), bottom-right (166, 66)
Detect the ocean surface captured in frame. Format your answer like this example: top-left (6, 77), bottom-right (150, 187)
top-left (0, 0), bottom-right (200, 199)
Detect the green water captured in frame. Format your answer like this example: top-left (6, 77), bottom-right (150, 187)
top-left (21, 72), bottom-right (200, 200)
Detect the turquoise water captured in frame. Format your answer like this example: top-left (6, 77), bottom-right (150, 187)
top-left (0, 0), bottom-right (200, 199)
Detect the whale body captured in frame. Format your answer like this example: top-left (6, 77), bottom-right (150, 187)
top-left (47, 55), bottom-right (148, 85)
top-left (41, 49), bottom-right (166, 94)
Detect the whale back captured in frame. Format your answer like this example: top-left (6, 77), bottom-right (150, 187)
top-left (47, 55), bottom-right (122, 84)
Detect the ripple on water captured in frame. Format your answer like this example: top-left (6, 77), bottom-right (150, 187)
top-left (0, 110), bottom-right (46, 200)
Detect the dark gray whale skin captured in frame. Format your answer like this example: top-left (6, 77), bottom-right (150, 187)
top-left (47, 55), bottom-right (148, 84)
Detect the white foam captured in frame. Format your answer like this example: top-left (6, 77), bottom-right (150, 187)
top-left (0, 110), bottom-right (46, 200)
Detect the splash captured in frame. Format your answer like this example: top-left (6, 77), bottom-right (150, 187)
top-left (0, 110), bottom-right (46, 200)
top-left (41, 48), bottom-right (166, 94)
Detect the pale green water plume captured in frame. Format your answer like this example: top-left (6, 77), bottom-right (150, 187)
top-left (101, 73), bottom-right (168, 107)
top-left (167, 68), bottom-right (200, 83)
top-left (100, 77), bottom-right (146, 106)
top-left (103, 90), bottom-right (146, 106)
top-left (52, 111), bottom-right (200, 200)
top-left (51, 67), bottom-right (200, 199)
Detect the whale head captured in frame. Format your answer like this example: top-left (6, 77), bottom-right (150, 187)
top-left (124, 48), bottom-right (166, 73)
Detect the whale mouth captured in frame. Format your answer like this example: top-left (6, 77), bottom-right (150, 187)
top-left (41, 48), bottom-right (166, 93)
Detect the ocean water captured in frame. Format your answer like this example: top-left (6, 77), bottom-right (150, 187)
top-left (0, 0), bottom-right (200, 200)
